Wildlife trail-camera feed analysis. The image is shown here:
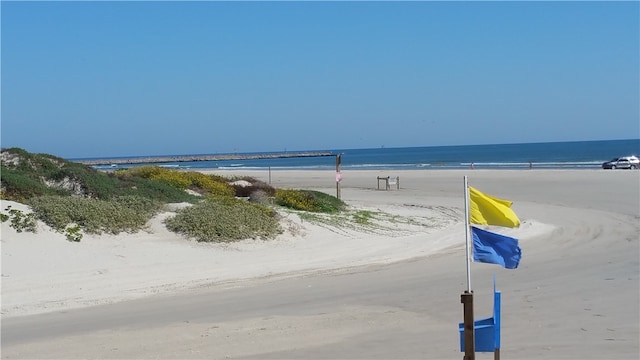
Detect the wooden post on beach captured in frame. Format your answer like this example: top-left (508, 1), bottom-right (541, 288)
top-left (335, 154), bottom-right (342, 199)
top-left (461, 291), bottom-right (475, 360)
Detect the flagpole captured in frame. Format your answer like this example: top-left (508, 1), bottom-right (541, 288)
top-left (464, 176), bottom-right (472, 292)
top-left (462, 175), bottom-right (475, 359)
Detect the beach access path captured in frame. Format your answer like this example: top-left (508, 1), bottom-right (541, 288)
top-left (1, 170), bottom-right (638, 359)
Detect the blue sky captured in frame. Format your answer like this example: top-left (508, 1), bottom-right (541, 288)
top-left (2, 1), bottom-right (639, 159)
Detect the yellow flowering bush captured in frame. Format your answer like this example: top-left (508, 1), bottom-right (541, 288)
top-left (150, 170), bottom-right (191, 190)
top-left (275, 189), bottom-right (315, 211)
top-left (120, 167), bottom-right (234, 197)
top-left (185, 172), bottom-right (235, 197)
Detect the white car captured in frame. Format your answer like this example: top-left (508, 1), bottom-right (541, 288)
top-left (602, 156), bottom-right (640, 169)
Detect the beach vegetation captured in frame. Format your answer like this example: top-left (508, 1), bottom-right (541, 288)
top-left (112, 176), bottom-right (200, 203)
top-left (0, 148), bottom-right (198, 203)
top-left (1, 148), bottom-right (350, 242)
top-left (274, 189), bottom-right (345, 213)
top-left (27, 195), bottom-right (162, 235)
top-left (0, 165), bottom-right (64, 200)
top-left (247, 189), bottom-right (273, 205)
top-left (151, 168), bottom-right (192, 190)
top-left (118, 166), bottom-right (235, 198)
top-left (229, 177), bottom-right (276, 199)
top-left (1, 205), bottom-right (37, 233)
top-left (118, 166), bottom-right (191, 190)
top-left (184, 171), bottom-right (235, 197)
top-left (294, 207), bottom-right (434, 236)
top-left (64, 224), bottom-right (83, 242)
top-left (352, 210), bottom-right (375, 224)
top-left (165, 197), bottom-right (282, 242)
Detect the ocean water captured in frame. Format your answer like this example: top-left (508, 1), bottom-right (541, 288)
top-left (92, 139), bottom-right (640, 171)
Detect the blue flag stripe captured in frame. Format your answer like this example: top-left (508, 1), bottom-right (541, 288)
top-left (471, 226), bottom-right (522, 269)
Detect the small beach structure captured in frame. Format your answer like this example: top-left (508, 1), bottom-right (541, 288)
top-left (377, 176), bottom-right (399, 190)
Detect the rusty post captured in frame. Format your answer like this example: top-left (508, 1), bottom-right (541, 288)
top-left (461, 291), bottom-right (475, 360)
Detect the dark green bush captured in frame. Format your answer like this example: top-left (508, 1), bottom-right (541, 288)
top-left (231, 177), bottom-right (276, 198)
top-left (275, 189), bottom-right (345, 213)
top-left (1, 165), bottom-right (68, 200)
top-left (1, 149), bottom-right (200, 203)
top-left (114, 176), bottom-right (200, 203)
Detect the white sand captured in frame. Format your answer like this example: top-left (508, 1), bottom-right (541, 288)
top-left (1, 169), bottom-right (638, 359)
top-left (0, 170), bottom-right (555, 318)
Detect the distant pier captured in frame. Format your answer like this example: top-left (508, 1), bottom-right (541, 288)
top-left (75, 151), bottom-right (335, 166)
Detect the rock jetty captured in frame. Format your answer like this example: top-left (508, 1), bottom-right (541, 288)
top-left (76, 152), bottom-right (335, 166)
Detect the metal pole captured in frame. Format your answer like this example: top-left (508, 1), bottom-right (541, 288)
top-left (464, 176), bottom-right (472, 292)
top-left (462, 176), bottom-right (475, 359)
top-left (336, 154), bottom-right (341, 199)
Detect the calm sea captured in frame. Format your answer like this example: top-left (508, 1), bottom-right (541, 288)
top-left (90, 139), bottom-right (640, 171)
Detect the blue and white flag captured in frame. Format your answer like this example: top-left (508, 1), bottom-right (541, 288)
top-left (471, 226), bottom-right (522, 269)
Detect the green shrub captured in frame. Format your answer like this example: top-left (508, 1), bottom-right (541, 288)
top-left (165, 197), bottom-right (282, 242)
top-left (2, 148), bottom-right (62, 177)
top-left (0, 148), bottom-right (122, 200)
top-left (64, 224), bottom-right (83, 242)
top-left (275, 189), bottom-right (345, 213)
top-left (46, 161), bottom-right (115, 199)
top-left (27, 195), bottom-right (161, 234)
top-left (2, 206), bottom-right (37, 233)
top-left (0, 165), bottom-right (68, 200)
top-left (113, 176), bottom-right (200, 203)
top-left (1, 149), bottom-right (201, 203)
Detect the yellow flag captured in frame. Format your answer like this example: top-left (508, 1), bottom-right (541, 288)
top-left (469, 186), bottom-right (520, 228)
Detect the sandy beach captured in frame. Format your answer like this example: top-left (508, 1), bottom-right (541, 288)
top-left (1, 169), bottom-right (638, 359)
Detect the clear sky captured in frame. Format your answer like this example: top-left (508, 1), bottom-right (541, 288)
top-left (1, 1), bottom-right (639, 159)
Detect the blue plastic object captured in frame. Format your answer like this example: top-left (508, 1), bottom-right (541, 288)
top-left (458, 285), bottom-right (501, 352)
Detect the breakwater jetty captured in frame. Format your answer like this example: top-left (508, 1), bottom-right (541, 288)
top-left (75, 151), bottom-right (335, 166)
